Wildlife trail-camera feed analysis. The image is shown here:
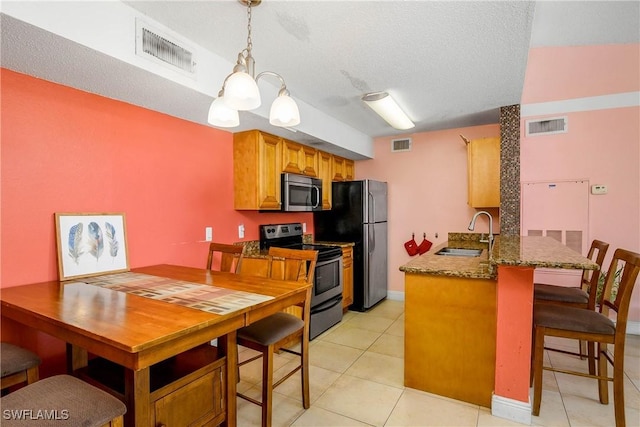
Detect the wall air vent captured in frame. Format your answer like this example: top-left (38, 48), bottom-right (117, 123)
top-left (391, 138), bottom-right (412, 152)
top-left (135, 18), bottom-right (196, 78)
top-left (526, 116), bottom-right (568, 136)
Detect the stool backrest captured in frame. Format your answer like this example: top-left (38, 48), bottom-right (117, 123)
top-left (267, 247), bottom-right (318, 285)
top-left (599, 248), bottom-right (640, 340)
top-left (583, 240), bottom-right (609, 309)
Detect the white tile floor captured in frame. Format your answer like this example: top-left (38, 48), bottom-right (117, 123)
top-left (236, 299), bottom-right (640, 427)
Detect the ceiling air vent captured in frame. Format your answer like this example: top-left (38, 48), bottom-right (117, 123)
top-left (391, 138), bottom-right (412, 152)
top-left (135, 18), bottom-right (196, 78)
top-left (526, 116), bottom-right (568, 137)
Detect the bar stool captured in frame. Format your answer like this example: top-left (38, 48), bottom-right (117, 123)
top-left (206, 242), bottom-right (244, 273)
top-left (532, 248), bottom-right (640, 427)
top-left (236, 247), bottom-right (317, 427)
top-left (1, 342), bottom-right (41, 393)
top-left (0, 374), bottom-right (126, 426)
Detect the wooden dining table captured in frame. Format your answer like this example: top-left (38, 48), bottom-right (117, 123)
top-left (0, 264), bottom-right (311, 427)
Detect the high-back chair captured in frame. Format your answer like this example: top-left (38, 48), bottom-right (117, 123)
top-left (532, 248), bottom-right (640, 427)
top-left (533, 239), bottom-right (609, 373)
top-left (235, 247), bottom-right (318, 427)
top-left (1, 342), bottom-right (41, 393)
top-left (206, 242), bottom-right (244, 273)
top-left (1, 375), bottom-right (126, 426)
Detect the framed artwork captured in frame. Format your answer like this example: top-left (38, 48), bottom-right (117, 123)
top-left (55, 212), bottom-right (130, 280)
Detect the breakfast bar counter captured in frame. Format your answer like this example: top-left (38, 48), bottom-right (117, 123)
top-left (400, 234), bottom-right (598, 424)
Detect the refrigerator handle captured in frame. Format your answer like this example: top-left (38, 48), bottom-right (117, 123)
top-left (368, 191), bottom-right (375, 223)
top-left (369, 224), bottom-right (376, 253)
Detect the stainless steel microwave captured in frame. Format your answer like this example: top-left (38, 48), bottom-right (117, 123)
top-left (281, 173), bottom-right (322, 212)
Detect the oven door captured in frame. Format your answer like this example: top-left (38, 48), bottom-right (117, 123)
top-left (281, 173), bottom-right (322, 212)
top-left (312, 257), bottom-right (343, 307)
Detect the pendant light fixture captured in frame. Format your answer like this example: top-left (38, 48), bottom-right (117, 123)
top-left (362, 91), bottom-right (415, 130)
top-left (208, 0), bottom-right (300, 128)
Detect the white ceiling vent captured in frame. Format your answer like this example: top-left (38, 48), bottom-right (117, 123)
top-left (526, 116), bottom-right (568, 136)
top-left (135, 18), bottom-right (196, 78)
top-left (391, 137), bottom-right (412, 152)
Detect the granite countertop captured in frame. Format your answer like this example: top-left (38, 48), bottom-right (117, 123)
top-left (313, 241), bottom-right (356, 247)
top-left (399, 233), bottom-right (599, 279)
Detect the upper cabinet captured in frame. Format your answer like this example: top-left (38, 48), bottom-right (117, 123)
top-left (331, 155), bottom-right (355, 182)
top-left (466, 136), bottom-right (500, 208)
top-left (282, 140), bottom-right (318, 177)
top-left (234, 130), bottom-right (282, 210)
top-left (233, 130), bottom-right (355, 210)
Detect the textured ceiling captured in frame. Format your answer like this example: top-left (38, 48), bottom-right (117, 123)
top-left (1, 1), bottom-right (638, 159)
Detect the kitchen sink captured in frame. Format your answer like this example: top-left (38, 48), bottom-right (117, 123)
top-left (435, 247), bottom-right (483, 257)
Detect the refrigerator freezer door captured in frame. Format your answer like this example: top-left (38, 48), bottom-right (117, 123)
top-left (363, 180), bottom-right (388, 224)
top-left (362, 222), bottom-right (388, 309)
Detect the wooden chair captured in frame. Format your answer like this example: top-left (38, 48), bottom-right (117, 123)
top-left (0, 375), bottom-right (126, 426)
top-left (532, 248), bottom-right (640, 427)
top-left (533, 239), bottom-right (609, 373)
top-left (1, 342), bottom-right (41, 393)
top-left (206, 242), bottom-right (244, 273)
top-left (235, 247), bottom-right (318, 427)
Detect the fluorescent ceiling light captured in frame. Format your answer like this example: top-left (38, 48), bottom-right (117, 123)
top-left (362, 92), bottom-right (414, 130)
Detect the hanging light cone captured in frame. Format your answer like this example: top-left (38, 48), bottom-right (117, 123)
top-left (224, 71), bottom-right (261, 111)
top-left (269, 94), bottom-right (300, 127)
top-left (207, 96), bottom-right (239, 128)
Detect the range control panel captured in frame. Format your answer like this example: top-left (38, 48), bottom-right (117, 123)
top-left (260, 223), bottom-right (304, 240)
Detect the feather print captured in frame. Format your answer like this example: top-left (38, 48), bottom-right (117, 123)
top-left (67, 222), bottom-right (83, 264)
top-left (105, 222), bottom-right (119, 259)
top-left (88, 222), bottom-right (104, 261)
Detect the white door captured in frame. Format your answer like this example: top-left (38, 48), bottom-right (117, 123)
top-left (521, 180), bottom-right (589, 286)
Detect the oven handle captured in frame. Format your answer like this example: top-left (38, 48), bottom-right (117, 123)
top-left (310, 295), bottom-right (343, 315)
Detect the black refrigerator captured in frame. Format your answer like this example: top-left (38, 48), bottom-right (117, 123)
top-left (314, 180), bottom-right (388, 311)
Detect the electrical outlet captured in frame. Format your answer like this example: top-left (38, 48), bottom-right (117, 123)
top-left (205, 227), bottom-right (213, 241)
top-left (238, 224), bottom-right (245, 239)
top-left (302, 222), bottom-right (307, 233)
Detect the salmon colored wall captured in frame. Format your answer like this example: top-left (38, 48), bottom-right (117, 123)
top-left (520, 44), bottom-right (640, 322)
top-left (356, 124), bottom-right (500, 293)
top-left (0, 69), bottom-right (313, 374)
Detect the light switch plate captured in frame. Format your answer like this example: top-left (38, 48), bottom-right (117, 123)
top-left (205, 227), bottom-right (213, 241)
top-left (238, 224), bottom-right (245, 239)
top-left (591, 184), bottom-right (608, 195)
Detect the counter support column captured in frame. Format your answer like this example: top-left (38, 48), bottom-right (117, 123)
top-left (492, 265), bottom-right (534, 425)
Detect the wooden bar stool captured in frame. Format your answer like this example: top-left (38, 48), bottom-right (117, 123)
top-left (236, 248), bottom-right (317, 427)
top-left (1, 342), bottom-right (41, 393)
top-left (532, 248), bottom-right (640, 427)
top-left (206, 242), bottom-right (244, 273)
top-left (0, 374), bottom-right (126, 426)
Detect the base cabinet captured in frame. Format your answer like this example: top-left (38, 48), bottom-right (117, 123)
top-left (77, 345), bottom-right (226, 427)
top-left (404, 273), bottom-right (496, 407)
top-left (341, 247), bottom-right (354, 310)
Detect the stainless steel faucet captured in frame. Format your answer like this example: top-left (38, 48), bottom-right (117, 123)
top-left (468, 211), bottom-right (494, 253)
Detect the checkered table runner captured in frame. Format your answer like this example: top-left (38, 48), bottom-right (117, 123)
top-left (70, 272), bottom-right (273, 315)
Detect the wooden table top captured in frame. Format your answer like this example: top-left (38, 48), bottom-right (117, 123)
top-left (0, 264), bottom-right (310, 367)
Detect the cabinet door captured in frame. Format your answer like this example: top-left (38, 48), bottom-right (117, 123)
top-left (341, 247), bottom-right (354, 310)
top-left (467, 137), bottom-right (500, 208)
top-left (154, 367), bottom-right (224, 427)
top-left (282, 139), bottom-right (304, 174)
top-left (258, 133), bottom-right (283, 209)
top-left (302, 146), bottom-right (319, 177)
top-left (344, 159), bottom-right (355, 181)
top-left (332, 155), bottom-right (345, 181)
top-left (318, 152), bottom-right (333, 210)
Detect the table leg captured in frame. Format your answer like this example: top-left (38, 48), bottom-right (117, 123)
top-left (124, 367), bottom-right (151, 427)
top-left (66, 343), bottom-right (88, 372)
top-left (219, 331), bottom-right (237, 427)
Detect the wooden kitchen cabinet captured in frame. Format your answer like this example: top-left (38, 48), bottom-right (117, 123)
top-left (344, 158), bottom-right (355, 181)
top-left (282, 139), bottom-right (318, 177)
top-left (318, 151), bottom-right (333, 210)
top-left (341, 246), bottom-right (354, 311)
top-left (332, 155), bottom-right (345, 181)
top-left (405, 273), bottom-right (496, 407)
top-left (234, 130), bottom-right (282, 210)
top-left (467, 136), bottom-right (500, 208)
